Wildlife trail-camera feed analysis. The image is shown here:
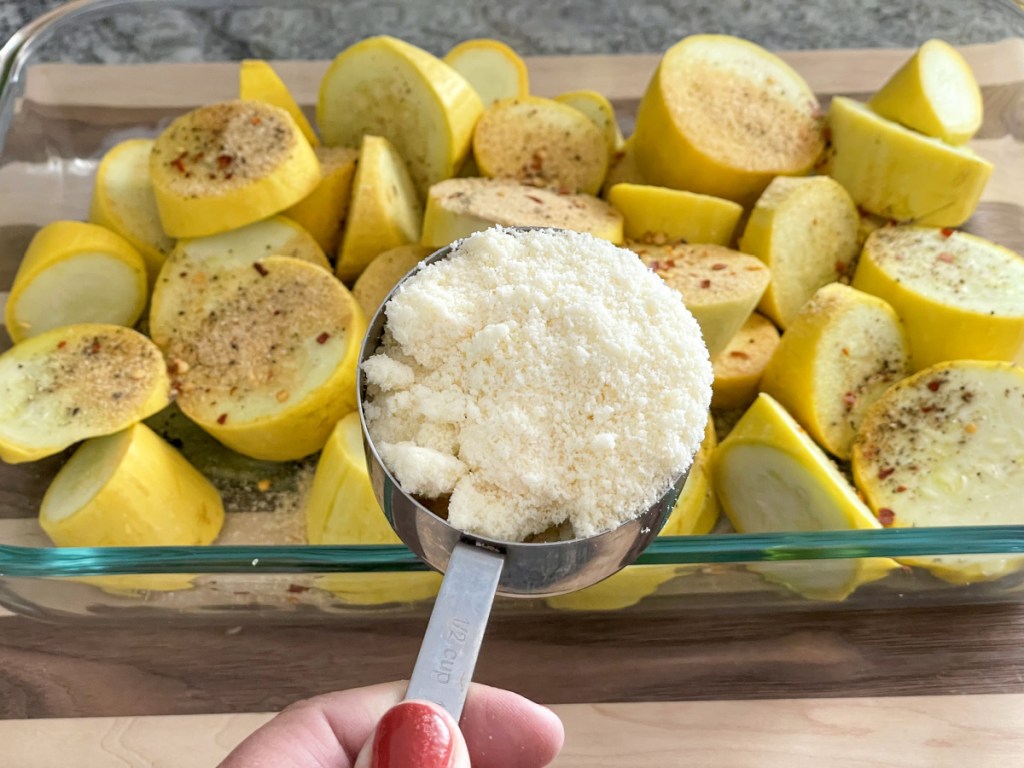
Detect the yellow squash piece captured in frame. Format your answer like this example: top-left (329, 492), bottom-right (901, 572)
top-left (632, 34), bottom-right (824, 204)
top-left (318, 35), bottom-right (483, 195)
top-left (284, 146), bottom-right (359, 254)
top-left (852, 225), bottom-right (1024, 370)
top-left (352, 244), bottom-right (432, 319)
top-left (150, 255), bottom-right (366, 461)
top-left (608, 183), bottom-right (743, 246)
top-left (308, 413), bottom-right (441, 605)
top-left (336, 134), bottom-right (422, 283)
top-left (88, 138), bottom-right (175, 280)
top-left (443, 38), bottom-right (529, 107)
top-left (555, 89), bottom-right (626, 156)
top-left (852, 361), bottom-right (1024, 584)
top-left (473, 96), bottom-right (609, 195)
top-left (868, 39), bottom-right (983, 145)
top-left (40, 422), bottom-right (223, 547)
top-left (239, 58), bottom-right (319, 146)
top-left (167, 214), bottom-right (330, 273)
top-left (711, 312), bottom-right (780, 411)
top-left (713, 393), bottom-right (898, 600)
top-left (659, 416), bottom-right (721, 538)
top-left (760, 283), bottom-right (909, 460)
top-left (422, 177), bottom-right (624, 248)
top-left (739, 175), bottom-right (860, 329)
top-left (826, 96), bottom-right (992, 227)
top-left (601, 137), bottom-right (646, 196)
top-left (548, 418), bottom-right (720, 611)
top-left (0, 324), bottom-right (170, 464)
top-left (150, 100), bottom-right (320, 238)
top-left (631, 242), bottom-right (770, 357)
top-left (5, 221), bottom-right (147, 344)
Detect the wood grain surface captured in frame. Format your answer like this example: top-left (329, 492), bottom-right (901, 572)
top-left (3, 602), bottom-right (1024, 720)
top-left (5, 693), bottom-right (1024, 767)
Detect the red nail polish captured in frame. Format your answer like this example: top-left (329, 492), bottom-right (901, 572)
top-left (371, 701), bottom-right (454, 768)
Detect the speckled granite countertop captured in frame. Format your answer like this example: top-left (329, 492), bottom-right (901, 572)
top-left (1, 0), bottom-right (1020, 60)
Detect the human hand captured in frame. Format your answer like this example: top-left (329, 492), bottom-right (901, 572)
top-left (218, 680), bottom-right (564, 768)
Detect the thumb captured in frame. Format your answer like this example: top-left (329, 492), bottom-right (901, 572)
top-left (354, 699), bottom-right (471, 768)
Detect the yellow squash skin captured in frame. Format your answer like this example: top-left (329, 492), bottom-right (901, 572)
top-left (608, 183), bottom-right (742, 246)
top-left (0, 323), bottom-right (171, 464)
top-left (852, 361), bottom-right (1024, 584)
top-left (239, 59), bottom-right (319, 146)
top-left (307, 413), bottom-right (441, 605)
top-left (632, 35), bottom-right (824, 205)
top-left (826, 96), bottom-right (991, 228)
top-left (336, 134), bottom-right (423, 283)
top-left (868, 39), bottom-right (983, 145)
top-left (5, 221), bottom-right (148, 344)
top-left (40, 423), bottom-right (223, 547)
top-left (713, 393), bottom-right (898, 600)
top-left (852, 226), bottom-right (1024, 371)
top-left (150, 100), bottom-right (321, 238)
top-left (444, 38), bottom-right (529, 107)
top-left (759, 283), bottom-right (909, 460)
top-left (88, 138), bottom-right (175, 280)
top-left (151, 255), bottom-right (367, 461)
top-left (318, 35), bottom-right (483, 196)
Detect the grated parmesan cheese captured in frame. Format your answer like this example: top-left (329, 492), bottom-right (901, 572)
top-left (362, 227), bottom-right (712, 542)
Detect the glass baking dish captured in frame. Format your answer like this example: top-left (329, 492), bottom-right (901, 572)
top-left (1, 0), bottom-right (1023, 624)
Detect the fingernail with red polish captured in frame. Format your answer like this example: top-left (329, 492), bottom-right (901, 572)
top-left (371, 701), bottom-right (455, 768)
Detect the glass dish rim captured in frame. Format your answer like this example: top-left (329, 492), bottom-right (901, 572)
top-left (1, 0), bottom-right (1024, 578)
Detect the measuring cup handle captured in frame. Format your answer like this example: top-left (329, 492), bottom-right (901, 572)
top-left (405, 542), bottom-right (505, 721)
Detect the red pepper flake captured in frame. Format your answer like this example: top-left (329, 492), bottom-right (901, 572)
top-left (217, 154), bottom-right (234, 170)
top-left (834, 259), bottom-right (847, 275)
top-left (878, 466), bottom-right (895, 480)
top-left (648, 260), bottom-right (660, 271)
top-left (664, 259), bottom-right (677, 269)
top-left (699, 279), bottom-right (712, 289)
top-left (250, 115), bottom-right (262, 126)
top-left (253, 261), bottom-right (269, 277)
top-left (171, 152), bottom-right (187, 174)
top-left (89, 339), bottom-right (102, 354)
top-left (525, 194), bottom-right (544, 204)
top-left (217, 413), bottom-right (228, 425)
top-left (937, 252), bottom-right (955, 264)
top-left (316, 332), bottom-right (331, 344)
top-left (878, 508), bottom-right (896, 527)
top-left (841, 347), bottom-right (849, 356)
top-left (927, 379), bottom-right (944, 392)
top-left (287, 584), bottom-right (311, 594)
top-left (895, 485), bottom-right (908, 493)
top-left (56, 340), bottom-right (66, 349)
top-left (921, 404), bottom-right (935, 413)
top-left (940, 227), bottom-right (955, 238)
top-left (842, 391), bottom-right (856, 410)
top-left (711, 263), bottom-right (727, 271)
top-left (728, 350), bottom-right (750, 359)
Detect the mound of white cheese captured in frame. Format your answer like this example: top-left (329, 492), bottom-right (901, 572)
top-left (362, 227), bottom-right (712, 542)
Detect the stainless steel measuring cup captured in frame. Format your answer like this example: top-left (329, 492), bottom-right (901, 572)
top-left (356, 239), bottom-right (690, 719)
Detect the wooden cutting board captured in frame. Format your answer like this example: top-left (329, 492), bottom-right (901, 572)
top-left (2, 694), bottom-right (1023, 767)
